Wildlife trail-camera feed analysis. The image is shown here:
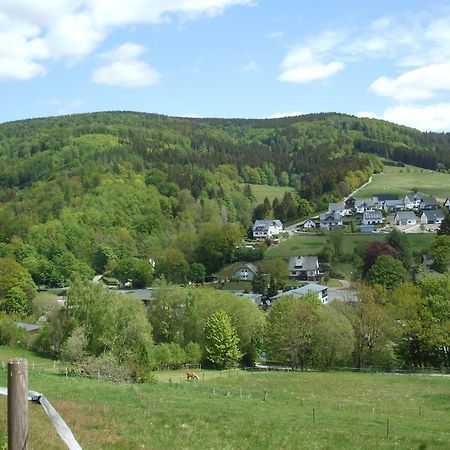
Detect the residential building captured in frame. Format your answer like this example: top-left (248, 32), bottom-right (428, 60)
top-left (420, 210), bottom-right (445, 225)
top-left (288, 256), bottom-right (320, 280)
top-left (383, 199), bottom-right (405, 212)
top-left (301, 219), bottom-right (317, 229)
top-left (269, 284), bottom-right (328, 305)
top-left (319, 212), bottom-right (343, 229)
top-left (232, 263), bottom-right (258, 281)
top-left (419, 196), bottom-right (439, 210)
top-left (252, 219), bottom-right (283, 239)
top-left (372, 194), bottom-right (398, 209)
top-left (444, 198), bottom-right (450, 210)
top-left (328, 202), bottom-right (346, 216)
top-left (403, 192), bottom-right (424, 209)
top-left (362, 210), bottom-right (384, 225)
top-left (395, 211), bottom-right (417, 226)
top-left (355, 199), bottom-right (373, 214)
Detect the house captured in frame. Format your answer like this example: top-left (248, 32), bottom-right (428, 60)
top-left (419, 196), bottom-right (439, 210)
top-left (403, 192), bottom-right (424, 209)
top-left (252, 219), bottom-right (283, 239)
top-left (269, 284), bottom-right (328, 305)
top-left (302, 219), bottom-right (317, 229)
top-left (319, 212), bottom-right (343, 229)
top-left (232, 263), bottom-right (258, 281)
top-left (383, 199), bottom-right (405, 212)
top-left (16, 322), bottom-right (41, 333)
top-left (288, 256), bottom-right (320, 281)
top-left (360, 224), bottom-right (375, 233)
top-left (372, 194), bottom-right (398, 209)
top-left (355, 199), bottom-right (373, 214)
top-left (328, 202), bottom-right (346, 216)
top-left (118, 289), bottom-right (153, 306)
top-left (444, 198), bottom-right (450, 210)
top-left (395, 211), bottom-right (417, 226)
top-left (362, 210), bottom-right (384, 225)
top-left (420, 210), bottom-right (445, 225)
top-left (233, 291), bottom-right (263, 306)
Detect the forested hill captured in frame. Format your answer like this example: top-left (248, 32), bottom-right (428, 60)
top-left (0, 111), bottom-right (449, 287)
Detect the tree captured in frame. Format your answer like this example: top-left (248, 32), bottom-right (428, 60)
top-left (204, 310), bottom-right (242, 368)
top-left (362, 240), bottom-right (399, 277)
top-left (185, 341), bottom-right (202, 365)
top-left (388, 229), bottom-right (413, 268)
top-left (327, 228), bottom-right (345, 261)
top-left (367, 255), bottom-right (407, 290)
top-left (437, 212), bottom-right (450, 235)
top-left (265, 293), bottom-right (320, 369)
top-left (297, 198), bottom-right (313, 218)
top-left (312, 307), bottom-right (354, 370)
top-left (187, 263), bottom-right (206, 284)
top-left (115, 257), bottom-right (153, 287)
top-left (251, 271), bottom-right (267, 295)
top-left (430, 235), bottom-right (450, 273)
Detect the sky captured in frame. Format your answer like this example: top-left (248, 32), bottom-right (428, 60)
top-left (1, 0), bottom-right (450, 131)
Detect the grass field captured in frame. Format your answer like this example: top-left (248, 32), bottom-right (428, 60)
top-left (355, 165), bottom-right (450, 201)
top-left (242, 184), bottom-right (295, 203)
top-left (1, 347), bottom-right (449, 449)
top-left (267, 232), bottom-right (435, 258)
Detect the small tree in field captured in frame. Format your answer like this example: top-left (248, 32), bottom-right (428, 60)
top-left (204, 310), bottom-right (242, 368)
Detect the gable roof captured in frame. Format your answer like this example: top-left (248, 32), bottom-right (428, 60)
top-left (420, 196), bottom-right (439, 206)
top-left (270, 283), bottom-right (327, 301)
top-left (404, 192), bottom-right (424, 202)
top-left (373, 194), bottom-right (398, 202)
top-left (328, 202), bottom-right (345, 212)
top-left (288, 256), bottom-right (319, 272)
top-left (384, 199), bottom-right (403, 207)
top-left (319, 212), bottom-right (341, 222)
top-left (253, 219), bottom-right (283, 230)
top-left (421, 210), bottom-right (445, 221)
top-left (234, 263), bottom-right (258, 274)
top-left (363, 210), bottom-right (383, 220)
top-left (395, 211), bottom-right (417, 221)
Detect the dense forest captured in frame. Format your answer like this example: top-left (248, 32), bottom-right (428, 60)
top-left (1, 111), bottom-right (450, 287)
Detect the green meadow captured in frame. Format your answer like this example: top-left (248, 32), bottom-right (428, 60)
top-left (266, 232), bottom-right (435, 258)
top-left (355, 165), bottom-right (450, 201)
top-left (1, 348), bottom-right (449, 449)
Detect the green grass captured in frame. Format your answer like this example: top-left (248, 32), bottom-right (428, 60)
top-left (0, 347), bottom-right (449, 449)
top-left (356, 165), bottom-right (450, 201)
top-left (242, 184), bottom-right (295, 203)
top-left (267, 233), bottom-right (435, 258)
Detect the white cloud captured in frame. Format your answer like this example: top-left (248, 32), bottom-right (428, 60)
top-left (356, 111), bottom-right (380, 120)
top-left (239, 60), bottom-right (259, 73)
top-left (92, 43), bottom-right (161, 87)
top-left (279, 31), bottom-right (346, 83)
top-left (265, 112), bottom-right (303, 119)
top-left (382, 103), bottom-right (450, 132)
top-left (0, 0), bottom-right (251, 80)
top-left (370, 63), bottom-right (450, 101)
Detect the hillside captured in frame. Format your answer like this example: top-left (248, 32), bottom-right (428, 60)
top-left (1, 111), bottom-right (450, 285)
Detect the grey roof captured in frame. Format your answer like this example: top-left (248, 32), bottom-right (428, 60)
top-left (328, 202), bottom-right (345, 212)
top-left (233, 292), bottom-right (263, 306)
top-left (422, 210), bottom-right (445, 221)
top-left (271, 283), bottom-right (327, 301)
top-left (288, 256), bottom-right (319, 272)
top-left (363, 210), bottom-right (383, 220)
top-left (355, 199), bottom-right (371, 207)
top-left (395, 211), bottom-right (417, 221)
top-left (373, 194), bottom-right (398, 202)
top-left (253, 219), bottom-right (283, 230)
top-left (319, 212), bottom-right (341, 222)
top-left (16, 322), bottom-right (41, 332)
top-left (234, 263), bottom-right (258, 274)
top-left (384, 199), bottom-right (403, 207)
top-left (420, 196), bottom-right (439, 206)
top-left (404, 192), bottom-right (424, 202)
top-left (118, 289), bottom-right (153, 301)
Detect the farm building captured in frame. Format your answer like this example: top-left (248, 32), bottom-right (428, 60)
top-left (288, 256), bottom-right (321, 281)
top-left (395, 211), bottom-right (417, 226)
top-left (420, 210), bottom-right (445, 225)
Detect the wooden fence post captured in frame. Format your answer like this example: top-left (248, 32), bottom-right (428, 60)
top-left (8, 358), bottom-right (28, 450)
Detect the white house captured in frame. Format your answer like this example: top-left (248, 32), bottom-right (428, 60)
top-left (232, 263), bottom-right (258, 281)
top-left (302, 219), bottom-right (317, 229)
top-left (252, 219), bottom-right (283, 239)
top-left (420, 210), bottom-right (445, 225)
top-left (269, 284), bottom-right (328, 305)
top-left (328, 202), bottom-right (347, 216)
top-left (362, 210), bottom-right (384, 225)
top-left (319, 212), bottom-right (343, 229)
top-left (395, 211), bottom-right (417, 226)
top-left (288, 256), bottom-right (320, 280)
top-left (355, 199), bottom-right (372, 214)
top-left (444, 198), bottom-right (450, 210)
top-left (403, 192), bottom-right (424, 209)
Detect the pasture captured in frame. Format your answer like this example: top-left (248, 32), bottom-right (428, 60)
top-left (1, 348), bottom-right (449, 449)
top-left (355, 165), bottom-right (450, 200)
top-left (241, 183), bottom-right (295, 203)
top-left (266, 232), bottom-right (435, 258)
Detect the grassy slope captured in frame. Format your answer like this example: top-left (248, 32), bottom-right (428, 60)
top-left (355, 165), bottom-right (450, 201)
top-left (266, 233), bottom-right (435, 258)
top-left (1, 348), bottom-right (449, 449)
top-left (242, 184), bottom-right (295, 203)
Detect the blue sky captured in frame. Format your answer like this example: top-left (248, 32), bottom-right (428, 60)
top-left (1, 0), bottom-right (450, 131)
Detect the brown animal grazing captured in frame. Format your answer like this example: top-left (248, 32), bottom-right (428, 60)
top-left (187, 371), bottom-right (199, 381)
